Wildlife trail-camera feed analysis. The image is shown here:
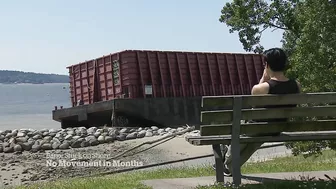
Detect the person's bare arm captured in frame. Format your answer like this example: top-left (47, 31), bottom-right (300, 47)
top-left (252, 68), bottom-right (270, 95)
top-left (251, 83), bottom-right (270, 95)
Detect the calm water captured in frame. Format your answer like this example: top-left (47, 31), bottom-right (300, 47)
top-left (0, 83), bottom-right (71, 130)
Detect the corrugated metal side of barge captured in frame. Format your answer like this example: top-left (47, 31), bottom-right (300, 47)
top-left (67, 50), bottom-right (264, 107)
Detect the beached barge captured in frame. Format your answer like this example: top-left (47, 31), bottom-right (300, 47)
top-left (52, 50), bottom-right (264, 128)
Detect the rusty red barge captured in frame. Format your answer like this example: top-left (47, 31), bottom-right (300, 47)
top-left (52, 50), bottom-right (264, 129)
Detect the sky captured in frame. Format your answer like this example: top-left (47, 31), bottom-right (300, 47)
top-left (0, 0), bottom-right (284, 75)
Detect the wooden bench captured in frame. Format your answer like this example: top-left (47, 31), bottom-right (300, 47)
top-left (185, 92), bottom-right (336, 185)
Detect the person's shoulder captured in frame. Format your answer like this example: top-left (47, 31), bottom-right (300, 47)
top-left (251, 82), bottom-right (270, 95)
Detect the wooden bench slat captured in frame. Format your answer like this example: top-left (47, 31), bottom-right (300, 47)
top-left (202, 92), bottom-right (336, 108)
top-left (188, 131), bottom-right (336, 145)
top-left (200, 120), bottom-right (336, 136)
top-left (201, 106), bottom-right (336, 124)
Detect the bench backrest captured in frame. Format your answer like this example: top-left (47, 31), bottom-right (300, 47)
top-left (200, 92), bottom-right (336, 136)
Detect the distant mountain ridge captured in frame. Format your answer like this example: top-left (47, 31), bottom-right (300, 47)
top-left (0, 70), bottom-right (69, 84)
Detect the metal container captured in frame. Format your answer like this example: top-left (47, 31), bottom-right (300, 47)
top-left (67, 50), bottom-right (264, 107)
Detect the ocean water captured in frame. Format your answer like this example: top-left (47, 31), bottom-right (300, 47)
top-left (0, 83), bottom-right (71, 131)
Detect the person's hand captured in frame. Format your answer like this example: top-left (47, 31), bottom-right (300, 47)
top-left (262, 69), bottom-right (270, 81)
top-left (259, 69), bottom-right (270, 83)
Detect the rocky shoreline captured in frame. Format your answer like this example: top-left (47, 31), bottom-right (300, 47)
top-left (0, 126), bottom-right (189, 154)
top-left (0, 126), bottom-right (199, 187)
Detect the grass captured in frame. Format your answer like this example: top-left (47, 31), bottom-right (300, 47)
top-left (12, 150), bottom-right (336, 189)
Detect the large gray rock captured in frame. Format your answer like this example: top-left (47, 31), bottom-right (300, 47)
top-left (5, 133), bottom-right (13, 139)
top-left (71, 140), bottom-right (81, 148)
top-left (72, 136), bottom-right (81, 140)
top-left (96, 129), bottom-right (103, 133)
top-left (67, 130), bottom-right (75, 136)
top-left (59, 142), bottom-right (70, 149)
top-left (2, 142), bottom-right (10, 148)
top-left (119, 128), bottom-right (129, 134)
top-left (16, 137), bottom-right (28, 143)
top-left (0, 146), bottom-right (3, 153)
top-left (85, 136), bottom-right (96, 141)
top-left (42, 132), bottom-right (49, 137)
top-left (49, 129), bottom-right (58, 133)
top-left (41, 143), bottom-right (53, 150)
top-left (64, 135), bottom-right (73, 140)
top-left (28, 138), bottom-right (35, 143)
top-left (32, 134), bottom-right (42, 140)
top-left (104, 136), bottom-right (114, 143)
top-left (94, 132), bottom-right (101, 138)
top-left (75, 129), bottom-right (81, 136)
top-left (14, 144), bottom-right (22, 152)
top-left (12, 129), bottom-right (18, 136)
top-left (87, 127), bottom-right (97, 134)
top-left (97, 136), bottom-right (105, 143)
top-left (44, 136), bottom-right (53, 142)
top-left (39, 139), bottom-right (47, 145)
top-left (52, 138), bottom-right (61, 144)
top-left (21, 142), bottom-right (33, 151)
top-left (116, 133), bottom-right (127, 141)
top-left (55, 133), bottom-right (62, 138)
top-left (80, 128), bottom-right (87, 135)
top-left (4, 130), bottom-right (11, 134)
top-left (158, 129), bottom-right (165, 134)
top-left (40, 129), bottom-right (49, 133)
top-left (89, 138), bottom-right (99, 146)
top-left (80, 141), bottom-right (90, 148)
top-left (151, 126), bottom-right (159, 131)
top-left (109, 129), bottom-right (119, 137)
top-left (170, 129), bottom-right (177, 133)
top-left (4, 146), bottom-right (13, 153)
top-left (8, 137), bottom-right (16, 144)
top-left (27, 132), bottom-right (35, 138)
top-left (137, 130), bottom-right (146, 138)
top-left (31, 144), bottom-right (41, 152)
top-left (49, 132), bottom-right (56, 137)
top-left (145, 131), bottom-right (153, 137)
top-left (0, 135), bottom-right (4, 141)
top-left (177, 127), bottom-right (184, 132)
top-left (126, 132), bottom-right (137, 140)
top-left (52, 142), bottom-right (60, 149)
top-left (17, 132), bottom-right (26, 137)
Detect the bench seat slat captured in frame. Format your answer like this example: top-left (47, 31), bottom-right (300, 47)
top-left (200, 120), bottom-right (336, 136)
top-left (201, 106), bottom-right (336, 124)
top-left (202, 92), bottom-right (336, 108)
top-left (187, 131), bottom-right (336, 145)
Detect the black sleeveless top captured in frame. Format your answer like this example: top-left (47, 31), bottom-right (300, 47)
top-left (255, 79), bottom-right (300, 123)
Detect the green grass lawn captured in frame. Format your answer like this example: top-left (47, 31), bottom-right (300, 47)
top-left (14, 150), bottom-right (336, 189)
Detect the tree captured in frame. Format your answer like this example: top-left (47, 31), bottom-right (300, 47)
top-left (219, 0), bottom-right (336, 157)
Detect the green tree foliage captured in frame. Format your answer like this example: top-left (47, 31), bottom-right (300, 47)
top-left (219, 0), bottom-right (336, 157)
top-left (0, 70), bottom-right (69, 84)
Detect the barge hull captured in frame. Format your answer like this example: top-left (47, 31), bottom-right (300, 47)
top-left (53, 97), bottom-right (202, 129)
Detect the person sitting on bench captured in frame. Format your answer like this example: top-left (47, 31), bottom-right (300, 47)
top-left (213, 47), bottom-right (301, 176)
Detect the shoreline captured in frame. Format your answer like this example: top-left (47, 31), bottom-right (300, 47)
top-left (0, 126), bottom-right (291, 188)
